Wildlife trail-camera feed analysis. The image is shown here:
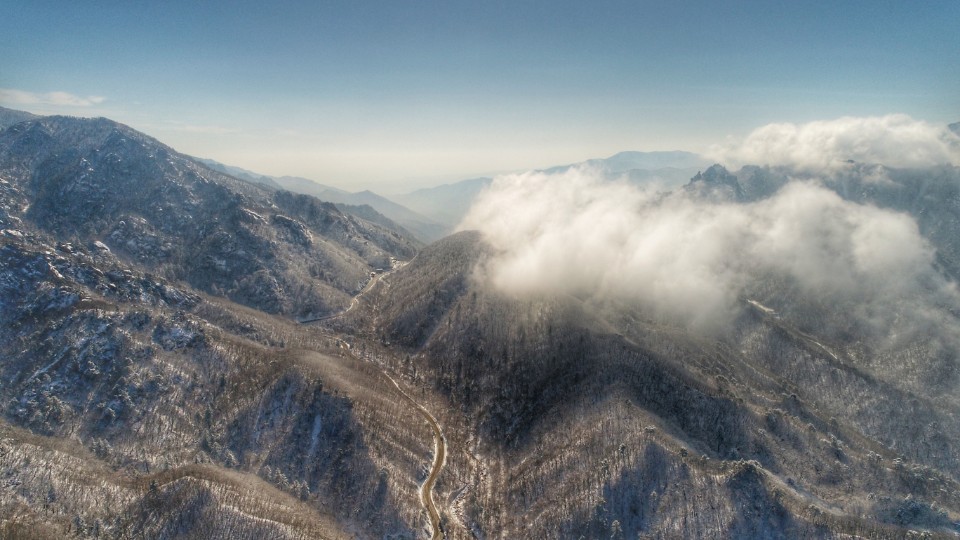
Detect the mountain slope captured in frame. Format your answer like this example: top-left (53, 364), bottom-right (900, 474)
top-left (344, 209), bottom-right (960, 538)
top-left (195, 157), bottom-right (284, 189)
top-left (0, 115), bottom-right (418, 318)
top-left (0, 221), bottom-right (434, 538)
top-left (176, 163), bottom-right (447, 244)
top-left (189, 168), bottom-right (448, 244)
top-left (0, 106), bottom-right (39, 130)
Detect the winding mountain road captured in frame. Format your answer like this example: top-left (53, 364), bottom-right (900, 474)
top-left (302, 256), bottom-right (445, 539)
top-left (384, 371), bottom-right (446, 540)
top-left (335, 341), bottom-right (446, 540)
top-left (299, 254), bottom-right (416, 323)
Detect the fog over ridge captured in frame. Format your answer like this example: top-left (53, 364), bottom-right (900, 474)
top-left (709, 114), bottom-right (960, 171)
top-left (458, 162), bottom-right (956, 334)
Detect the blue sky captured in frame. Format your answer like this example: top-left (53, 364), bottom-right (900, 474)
top-left (3, 1), bottom-right (958, 191)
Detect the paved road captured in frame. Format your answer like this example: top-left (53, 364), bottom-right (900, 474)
top-left (302, 255), bottom-right (445, 539)
top-left (335, 341), bottom-right (446, 540)
top-left (300, 256), bottom-right (412, 323)
top-left (384, 371), bottom-right (446, 540)
top-left (298, 272), bottom-right (383, 323)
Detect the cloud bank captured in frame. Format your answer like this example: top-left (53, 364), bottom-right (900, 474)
top-left (710, 115), bottom-right (960, 171)
top-left (0, 88), bottom-right (106, 108)
top-left (459, 165), bottom-right (947, 332)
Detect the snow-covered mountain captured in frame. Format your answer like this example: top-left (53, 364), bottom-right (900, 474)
top-left (0, 105), bottom-right (38, 130)
top-left (2, 107), bottom-right (960, 538)
top-left (0, 114), bottom-right (417, 318)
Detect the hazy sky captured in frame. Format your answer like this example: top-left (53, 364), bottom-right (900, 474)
top-left (3, 1), bottom-right (958, 192)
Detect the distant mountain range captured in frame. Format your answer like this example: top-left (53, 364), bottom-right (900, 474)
top-left (393, 151), bottom-right (712, 231)
top-left (197, 158), bottom-right (448, 243)
top-left (545, 149), bottom-right (709, 175)
top-left (394, 151), bottom-right (710, 230)
top-left (195, 157), bottom-right (284, 190)
top-left (196, 150), bottom-right (713, 242)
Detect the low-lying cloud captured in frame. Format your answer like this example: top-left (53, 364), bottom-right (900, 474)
top-left (0, 88), bottom-right (106, 108)
top-left (459, 165), bottom-right (949, 333)
top-left (710, 114), bottom-right (960, 170)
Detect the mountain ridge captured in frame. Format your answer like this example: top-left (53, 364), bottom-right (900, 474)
top-left (195, 159), bottom-right (448, 243)
top-left (346, 212), bottom-right (960, 537)
top-left (0, 105), bottom-right (39, 130)
top-left (0, 114), bottom-right (418, 318)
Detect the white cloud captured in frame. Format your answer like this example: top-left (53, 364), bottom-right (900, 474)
top-left (0, 88), bottom-right (106, 107)
top-left (710, 114), bottom-right (960, 170)
top-left (459, 165), bottom-right (949, 333)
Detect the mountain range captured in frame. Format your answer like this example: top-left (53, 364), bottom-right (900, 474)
top-left (201, 150), bottom-right (712, 242)
top-left (393, 151), bottom-right (712, 232)
top-left (1, 105), bottom-right (959, 538)
top-left (197, 158), bottom-right (448, 243)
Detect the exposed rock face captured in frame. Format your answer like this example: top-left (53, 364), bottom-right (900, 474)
top-left (685, 163), bottom-right (746, 201)
top-left (271, 214), bottom-right (313, 247)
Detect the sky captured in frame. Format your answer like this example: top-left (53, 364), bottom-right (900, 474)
top-left (2, 1), bottom-right (959, 192)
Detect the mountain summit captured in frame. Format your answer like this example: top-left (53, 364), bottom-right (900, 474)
top-left (686, 164), bottom-right (745, 201)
